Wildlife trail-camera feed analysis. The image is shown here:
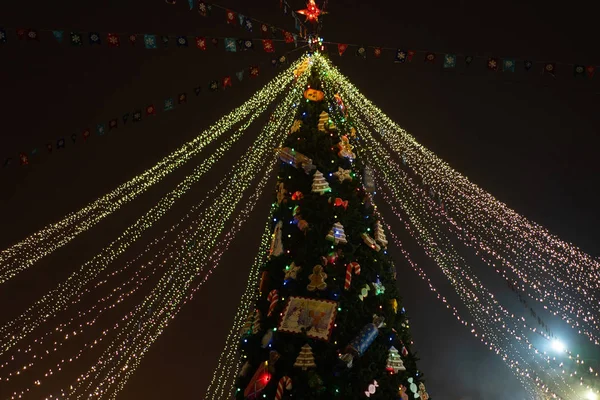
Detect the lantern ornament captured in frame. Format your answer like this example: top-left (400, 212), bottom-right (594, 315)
top-left (303, 88), bottom-right (325, 102)
top-left (296, 0), bottom-right (327, 23)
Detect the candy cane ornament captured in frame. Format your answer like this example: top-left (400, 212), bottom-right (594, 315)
top-left (267, 289), bottom-right (279, 317)
top-left (275, 376), bottom-right (292, 400)
top-left (345, 262), bottom-right (361, 290)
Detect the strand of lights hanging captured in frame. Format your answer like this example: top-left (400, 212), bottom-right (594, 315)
top-left (53, 80), bottom-right (303, 400)
top-left (0, 58), bottom-right (304, 286)
top-left (316, 65), bottom-right (588, 396)
top-left (317, 54), bottom-right (600, 347)
top-left (0, 60), bottom-right (304, 359)
top-left (318, 68), bottom-right (552, 398)
top-left (0, 184), bottom-right (226, 385)
top-left (203, 217), bottom-right (274, 400)
top-left (342, 83), bottom-right (584, 398)
top-left (340, 88), bottom-right (596, 396)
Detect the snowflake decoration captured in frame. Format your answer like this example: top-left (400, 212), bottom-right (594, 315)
top-left (129, 35), bottom-right (136, 42)
top-left (133, 112), bottom-right (141, 119)
top-left (227, 11), bottom-right (235, 21)
top-left (445, 55), bottom-right (455, 64)
top-left (333, 167), bottom-right (352, 183)
top-left (145, 36), bottom-right (155, 47)
top-left (426, 54), bottom-right (435, 61)
top-left (284, 262), bottom-right (302, 281)
top-left (545, 64), bottom-right (554, 72)
top-left (358, 47), bottom-right (365, 55)
top-left (91, 34), bottom-right (99, 42)
top-left (261, 24), bottom-right (269, 33)
top-left (28, 31), bottom-right (37, 39)
top-left (575, 66), bottom-right (584, 74)
top-left (210, 82), bottom-right (218, 90)
top-left (374, 48), bottom-right (381, 57)
top-left (165, 99), bottom-right (173, 108)
top-left (245, 19), bottom-right (253, 30)
top-left (279, 55), bottom-right (286, 63)
top-left (199, 3), bottom-right (206, 12)
top-left (147, 106), bottom-right (154, 114)
top-left (98, 126), bottom-right (105, 134)
top-left (0, 31), bottom-right (5, 40)
top-left (72, 35), bottom-right (81, 44)
top-left (225, 40), bottom-right (236, 51)
top-left (178, 37), bottom-right (186, 45)
top-left (397, 51), bottom-right (406, 60)
top-left (488, 59), bottom-right (497, 69)
top-left (109, 36), bottom-right (119, 45)
top-left (244, 40), bottom-right (252, 49)
top-left (264, 42), bottom-right (273, 51)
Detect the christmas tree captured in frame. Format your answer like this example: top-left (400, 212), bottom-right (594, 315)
top-left (234, 56), bottom-right (425, 399)
top-left (386, 346), bottom-right (407, 373)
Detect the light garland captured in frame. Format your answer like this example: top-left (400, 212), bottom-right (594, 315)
top-left (0, 59), bottom-right (304, 286)
top-left (319, 55), bottom-right (600, 348)
top-left (316, 54), bottom-right (599, 398)
top-left (23, 67), bottom-right (307, 400)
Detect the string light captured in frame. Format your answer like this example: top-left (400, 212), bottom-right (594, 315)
top-left (0, 60), bottom-right (303, 286)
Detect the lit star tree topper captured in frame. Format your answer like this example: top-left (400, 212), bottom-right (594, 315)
top-left (296, 0), bottom-right (327, 23)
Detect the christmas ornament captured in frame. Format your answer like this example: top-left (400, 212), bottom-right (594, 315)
top-left (386, 346), bottom-right (407, 373)
top-left (303, 88), bottom-right (325, 102)
top-left (344, 262), bottom-right (361, 290)
top-left (326, 222), bottom-right (348, 245)
top-left (275, 376), bottom-right (292, 400)
top-left (349, 127), bottom-right (357, 139)
top-left (294, 344), bottom-right (317, 370)
top-left (363, 166), bottom-right (376, 192)
top-left (293, 57), bottom-right (310, 77)
top-left (240, 309), bottom-right (254, 336)
top-left (374, 220), bottom-right (388, 248)
top-left (277, 147), bottom-right (315, 173)
top-left (278, 296), bottom-right (338, 341)
top-left (261, 330), bottom-right (274, 348)
top-left (390, 298), bottom-right (399, 313)
top-left (284, 262), bottom-right (302, 281)
top-left (407, 378), bottom-right (418, 397)
top-left (321, 250), bottom-right (341, 266)
top-left (296, 0), bottom-right (327, 22)
top-left (291, 191), bottom-right (304, 201)
top-left (358, 284), bottom-right (370, 301)
top-left (361, 233), bottom-right (381, 251)
top-left (244, 351), bottom-right (280, 399)
top-left (333, 167), bottom-right (352, 183)
top-left (311, 170), bottom-right (332, 194)
top-left (267, 289), bottom-right (279, 317)
top-left (260, 271), bottom-right (269, 293)
top-left (317, 111), bottom-right (330, 132)
top-left (334, 93), bottom-right (347, 116)
top-left (399, 385), bottom-right (409, 400)
top-left (252, 309), bottom-right (262, 334)
top-left (372, 278), bottom-right (385, 295)
top-left (329, 197), bottom-right (349, 210)
top-left (307, 265), bottom-right (327, 291)
top-left (277, 182), bottom-right (287, 204)
top-left (239, 360), bottom-right (252, 377)
top-left (337, 135), bottom-right (355, 160)
top-left (339, 315), bottom-right (385, 368)
top-left (290, 120), bottom-right (302, 133)
top-left (269, 221), bottom-right (284, 257)
top-left (418, 383), bottom-right (429, 400)
top-left (365, 380), bottom-right (379, 397)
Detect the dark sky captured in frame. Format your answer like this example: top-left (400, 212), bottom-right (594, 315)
top-left (1, 1), bottom-right (599, 399)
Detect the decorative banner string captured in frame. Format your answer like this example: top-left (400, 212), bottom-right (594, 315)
top-left (320, 39), bottom-right (598, 80)
top-left (165, 0), bottom-right (309, 41)
top-left (1, 44), bottom-right (308, 170)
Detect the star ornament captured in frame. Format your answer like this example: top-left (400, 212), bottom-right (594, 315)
top-left (284, 262), bottom-right (302, 281)
top-left (333, 167), bottom-right (352, 183)
top-left (296, 0), bottom-right (327, 22)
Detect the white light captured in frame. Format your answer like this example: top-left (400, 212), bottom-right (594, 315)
top-left (551, 339), bottom-right (566, 353)
top-left (586, 390), bottom-right (597, 400)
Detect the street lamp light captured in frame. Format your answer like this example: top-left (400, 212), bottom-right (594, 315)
top-left (585, 390), bottom-right (597, 400)
top-left (551, 339), bottom-right (566, 353)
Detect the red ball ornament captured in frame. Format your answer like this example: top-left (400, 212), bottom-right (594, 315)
top-left (296, 0), bottom-right (326, 23)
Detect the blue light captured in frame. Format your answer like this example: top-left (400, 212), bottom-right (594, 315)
top-left (273, 218), bottom-right (277, 222)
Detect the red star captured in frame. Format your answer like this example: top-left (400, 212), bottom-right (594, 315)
top-left (296, 0), bottom-right (326, 22)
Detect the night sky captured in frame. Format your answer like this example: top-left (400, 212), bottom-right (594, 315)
top-left (1, 1), bottom-right (599, 399)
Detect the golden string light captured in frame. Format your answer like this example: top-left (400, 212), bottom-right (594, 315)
top-left (319, 55), bottom-right (600, 348)
top-left (316, 54), bottom-right (598, 398)
top-left (0, 60), bottom-right (302, 286)
top-left (0, 60), bottom-right (307, 362)
top-left (27, 68), bottom-right (308, 400)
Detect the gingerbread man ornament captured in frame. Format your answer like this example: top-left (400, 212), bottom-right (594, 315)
top-left (307, 265), bottom-right (327, 291)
